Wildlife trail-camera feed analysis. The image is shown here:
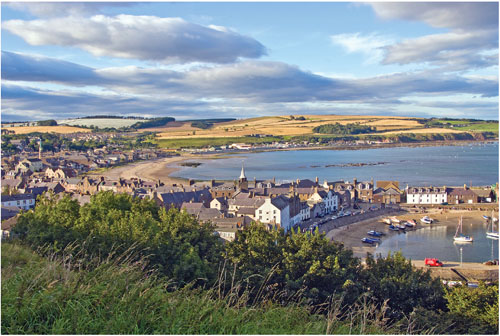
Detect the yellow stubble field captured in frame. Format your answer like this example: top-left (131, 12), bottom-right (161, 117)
top-left (3, 126), bottom-right (92, 134)
top-left (153, 115), bottom-right (429, 139)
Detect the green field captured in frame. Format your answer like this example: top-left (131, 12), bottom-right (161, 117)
top-left (154, 136), bottom-right (285, 149)
top-left (453, 123), bottom-right (499, 133)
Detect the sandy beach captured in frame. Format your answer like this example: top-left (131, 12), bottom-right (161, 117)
top-left (326, 209), bottom-right (496, 259)
top-left (90, 153), bottom-right (222, 184)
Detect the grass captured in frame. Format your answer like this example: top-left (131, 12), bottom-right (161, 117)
top-left (453, 123), bottom-right (499, 133)
top-left (2, 242), bottom-right (398, 334)
top-left (154, 136), bottom-right (284, 149)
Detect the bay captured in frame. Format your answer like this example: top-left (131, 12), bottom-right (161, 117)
top-left (171, 142), bottom-right (499, 186)
top-left (375, 218), bottom-right (499, 263)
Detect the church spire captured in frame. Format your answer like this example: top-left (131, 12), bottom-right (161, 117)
top-left (239, 162), bottom-right (246, 180)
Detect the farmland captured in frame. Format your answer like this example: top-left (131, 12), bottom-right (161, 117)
top-left (153, 115), bottom-right (428, 139)
top-left (3, 125), bottom-right (91, 134)
top-left (59, 118), bottom-right (147, 128)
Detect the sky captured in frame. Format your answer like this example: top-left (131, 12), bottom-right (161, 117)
top-left (1, 1), bottom-right (499, 121)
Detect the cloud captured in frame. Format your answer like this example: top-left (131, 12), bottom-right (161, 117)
top-left (1, 83), bottom-right (209, 121)
top-left (369, 2), bottom-right (498, 71)
top-left (383, 30), bottom-right (498, 70)
top-left (2, 51), bottom-right (99, 85)
top-left (330, 32), bottom-right (393, 64)
top-left (4, 52), bottom-right (498, 106)
top-left (3, 14), bottom-right (267, 64)
top-left (370, 2), bottom-right (498, 31)
top-left (5, 2), bottom-right (133, 18)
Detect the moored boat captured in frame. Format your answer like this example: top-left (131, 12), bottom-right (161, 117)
top-left (420, 216), bottom-right (433, 224)
top-left (382, 218), bottom-right (392, 225)
top-left (390, 216), bottom-right (401, 223)
top-left (453, 216), bottom-right (473, 243)
top-left (486, 214), bottom-right (499, 239)
top-left (405, 221), bottom-right (416, 228)
top-left (388, 224), bottom-right (399, 231)
top-left (361, 237), bottom-right (379, 244)
top-left (367, 230), bottom-right (383, 237)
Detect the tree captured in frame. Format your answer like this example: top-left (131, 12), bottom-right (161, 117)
top-left (13, 191), bottom-right (224, 287)
top-left (226, 224), bottom-right (362, 306)
top-left (37, 119), bottom-right (58, 126)
top-left (445, 282), bottom-right (498, 333)
top-left (362, 252), bottom-right (446, 320)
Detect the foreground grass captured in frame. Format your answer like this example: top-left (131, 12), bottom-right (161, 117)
top-left (2, 242), bottom-right (394, 334)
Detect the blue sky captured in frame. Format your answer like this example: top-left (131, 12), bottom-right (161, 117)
top-left (1, 1), bottom-right (498, 121)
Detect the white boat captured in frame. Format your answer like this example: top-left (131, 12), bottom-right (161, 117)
top-left (382, 218), bottom-right (392, 225)
top-left (405, 221), bottom-right (416, 228)
top-left (420, 216), bottom-right (433, 224)
top-left (453, 216), bottom-right (473, 243)
top-left (390, 216), bottom-right (401, 223)
top-left (486, 212), bottom-right (499, 239)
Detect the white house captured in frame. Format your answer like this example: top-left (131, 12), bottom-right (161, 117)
top-left (405, 186), bottom-right (447, 204)
top-left (299, 202), bottom-right (311, 221)
top-left (307, 188), bottom-right (339, 214)
top-left (256, 196), bottom-right (291, 232)
top-left (1, 193), bottom-right (36, 210)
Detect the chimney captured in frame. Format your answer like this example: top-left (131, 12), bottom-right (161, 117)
top-left (315, 176), bottom-right (319, 184)
top-left (210, 179), bottom-right (215, 187)
top-left (296, 178), bottom-right (300, 185)
top-left (353, 178), bottom-right (357, 186)
top-left (464, 184), bottom-right (467, 190)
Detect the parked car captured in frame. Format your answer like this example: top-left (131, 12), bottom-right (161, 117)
top-left (424, 258), bottom-right (443, 267)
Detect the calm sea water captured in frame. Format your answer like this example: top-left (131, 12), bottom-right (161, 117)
top-left (171, 143), bottom-right (499, 186)
top-left (375, 219), bottom-right (499, 263)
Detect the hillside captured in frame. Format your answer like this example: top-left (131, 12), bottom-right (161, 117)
top-left (1, 242), bottom-right (389, 334)
top-left (151, 115), bottom-right (498, 140)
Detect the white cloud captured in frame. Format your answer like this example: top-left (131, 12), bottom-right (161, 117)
top-left (5, 2), bottom-right (133, 18)
top-left (3, 15), bottom-right (267, 64)
top-left (370, 2), bottom-right (498, 31)
top-left (330, 32), bottom-right (393, 64)
top-left (369, 2), bottom-right (498, 71)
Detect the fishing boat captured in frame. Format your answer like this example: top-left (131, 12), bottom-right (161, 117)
top-left (397, 224), bottom-right (406, 230)
top-left (361, 237), bottom-right (379, 244)
top-left (382, 218), bottom-right (392, 225)
top-left (367, 230), bottom-right (383, 237)
top-left (390, 216), bottom-right (401, 223)
top-left (405, 220), bottom-right (416, 228)
top-left (388, 224), bottom-right (399, 231)
top-left (453, 216), bottom-right (473, 242)
top-left (420, 216), bottom-right (433, 224)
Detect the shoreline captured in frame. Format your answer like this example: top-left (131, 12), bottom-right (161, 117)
top-left (93, 139), bottom-right (497, 184)
top-left (326, 209), bottom-right (498, 261)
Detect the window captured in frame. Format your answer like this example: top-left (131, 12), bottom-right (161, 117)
top-left (273, 210), bottom-right (276, 214)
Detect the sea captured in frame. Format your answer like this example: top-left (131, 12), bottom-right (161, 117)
top-left (170, 142), bottom-right (499, 262)
top-left (375, 219), bottom-right (499, 263)
top-left (171, 142), bottom-right (499, 187)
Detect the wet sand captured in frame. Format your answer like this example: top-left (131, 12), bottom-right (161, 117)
top-left (327, 209), bottom-right (496, 259)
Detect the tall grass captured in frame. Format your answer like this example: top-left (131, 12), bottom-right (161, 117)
top-left (2, 242), bottom-right (399, 334)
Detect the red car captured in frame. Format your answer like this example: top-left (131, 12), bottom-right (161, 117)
top-left (425, 258), bottom-right (443, 267)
